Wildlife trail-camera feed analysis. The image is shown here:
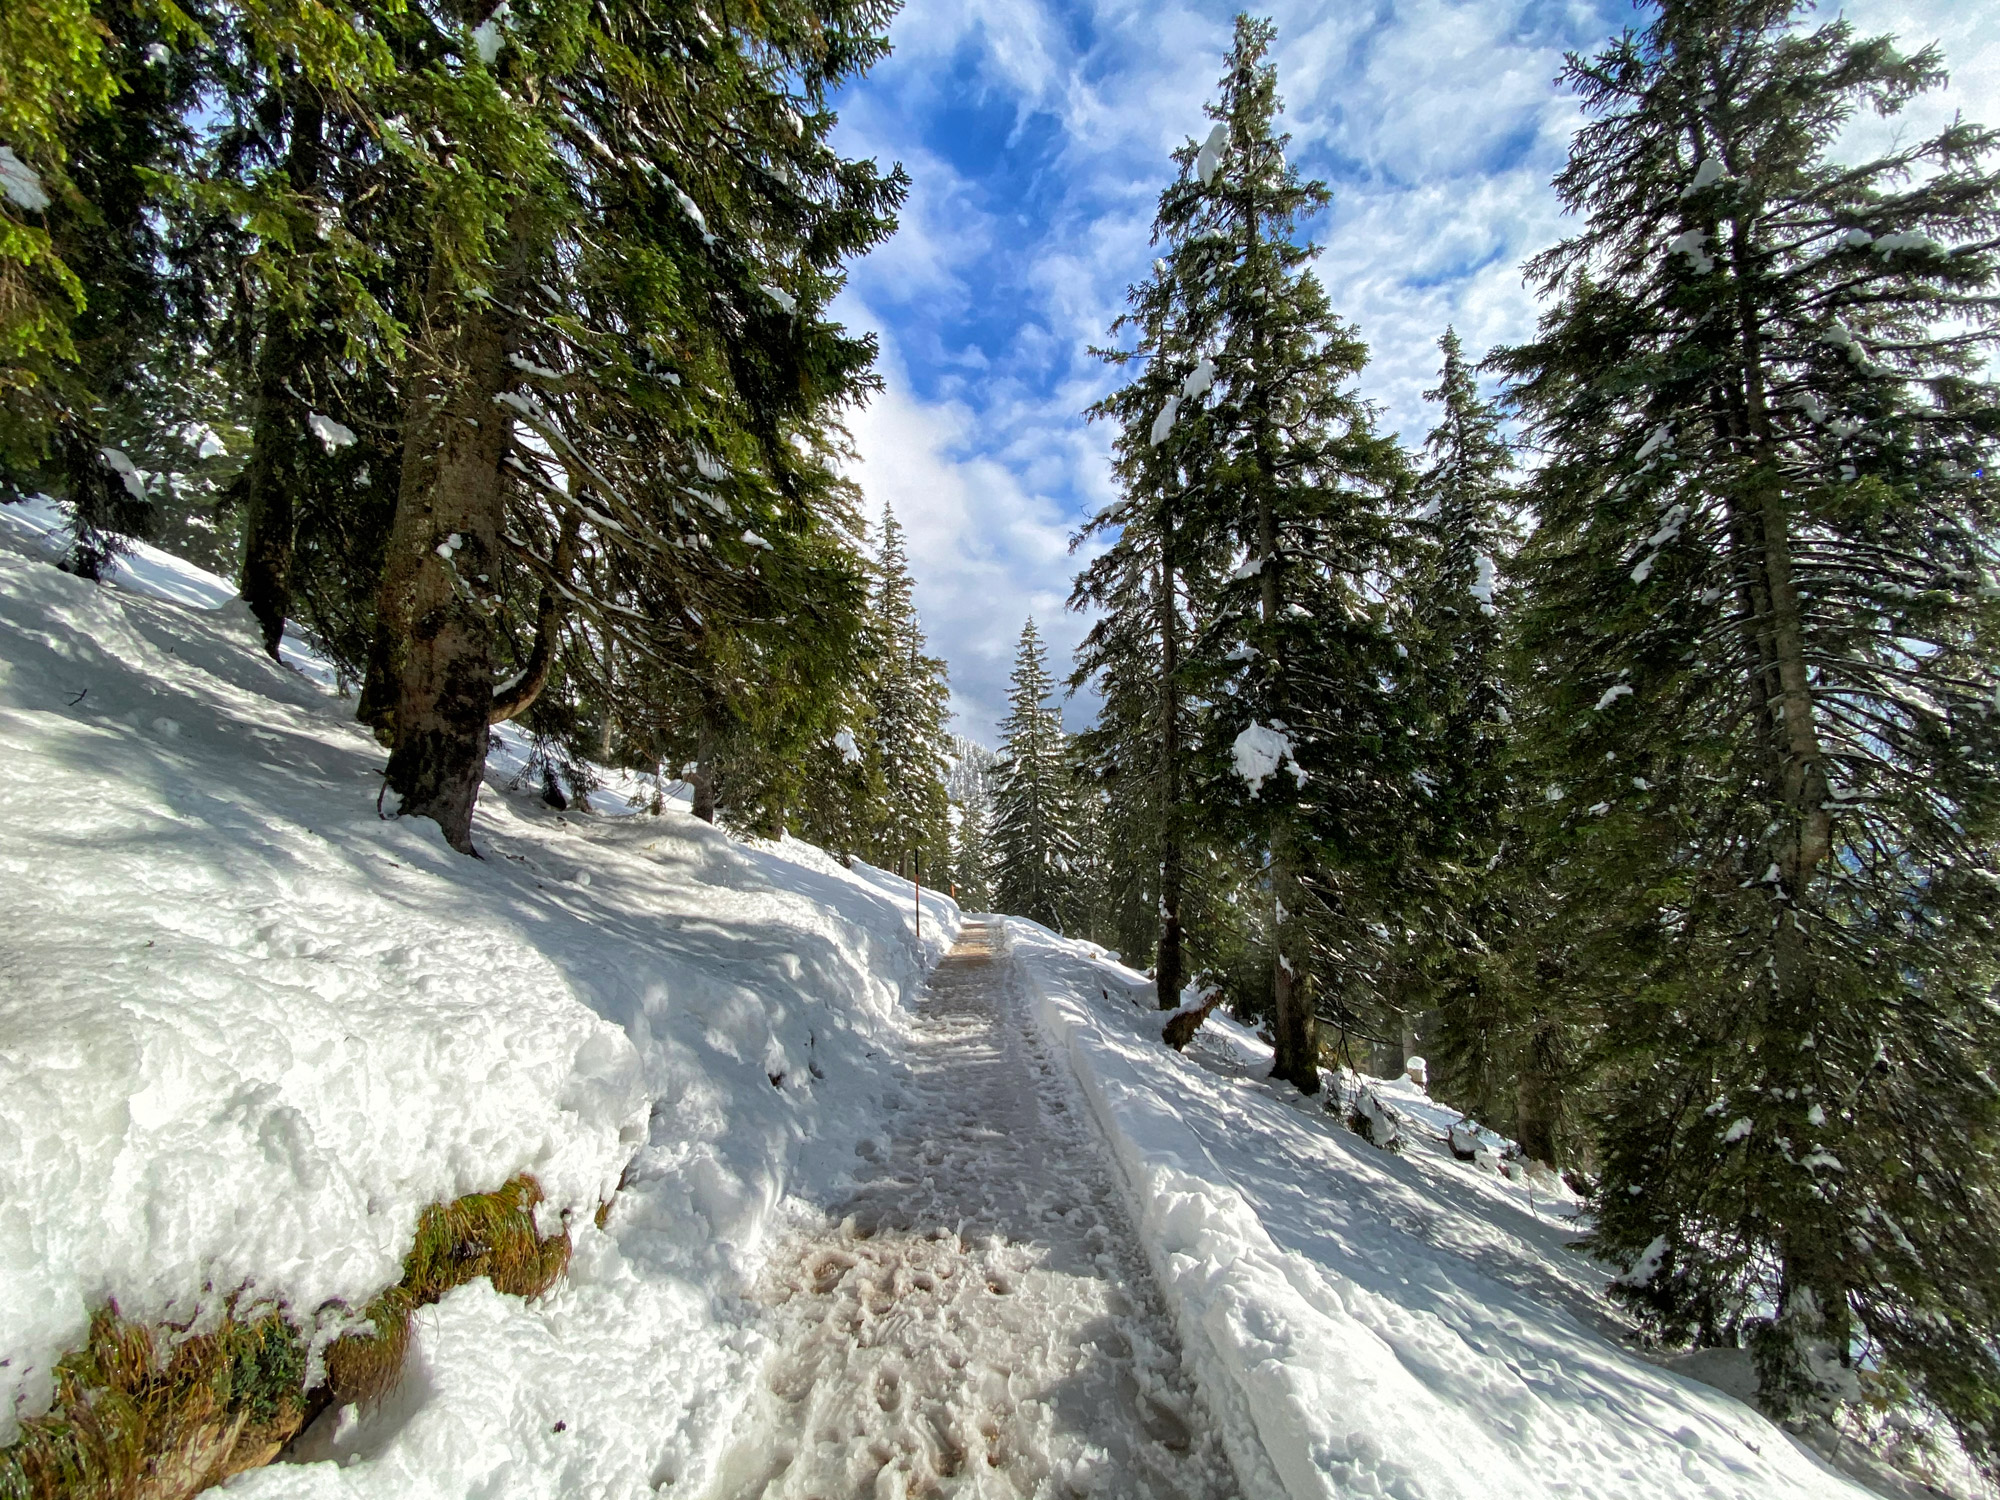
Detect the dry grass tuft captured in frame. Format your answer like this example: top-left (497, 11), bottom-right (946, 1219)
top-left (0, 1173), bottom-right (572, 1500)
top-left (0, 1300), bottom-right (307, 1500)
top-left (325, 1173), bottom-right (570, 1406)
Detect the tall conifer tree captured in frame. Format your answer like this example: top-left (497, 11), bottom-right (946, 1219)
top-left (866, 505), bottom-right (951, 872)
top-left (993, 619), bottom-right (1079, 930)
top-left (1497, 0), bottom-right (2000, 1453)
top-left (1171, 17), bottom-right (1409, 1090)
top-left (1404, 330), bottom-right (1518, 1116)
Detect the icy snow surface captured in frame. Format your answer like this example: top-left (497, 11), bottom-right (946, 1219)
top-left (0, 500), bottom-right (961, 1495)
top-left (709, 920), bottom-right (1235, 1499)
top-left (1013, 920), bottom-right (1882, 1500)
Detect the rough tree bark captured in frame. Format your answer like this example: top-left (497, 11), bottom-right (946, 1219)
top-left (371, 218), bottom-right (532, 853)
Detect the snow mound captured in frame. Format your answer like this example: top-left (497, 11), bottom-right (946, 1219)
top-left (0, 504), bottom-right (959, 1495)
top-left (1010, 919), bottom-right (1881, 1500)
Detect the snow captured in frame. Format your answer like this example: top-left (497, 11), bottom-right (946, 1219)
top-left (0, 512), bottom-right (963, 1494)
top-left (1667, 228), bottom-right (1715, 274)
top-left (1872, 231), bottom-right (1942, 258)
top-left (671, 185), bottom-right (709, 237)
top-left (761, 282), bottom-right (798, 315)
top-left (1682, 158), bottom-right (1727, 196)
top-left (1013, 922), bottom-right (1885, 1500)
top-left (740, 528), bottom-right (773, 550)
top-left (471, 0), bottom-right (511, 64)
top-left (1636, 424), bottom-right (1673, 461)
top-left (1182, 357), bottom-right (1215, 400)
top-left (0, 492), bottom-right (1913, 1500)
top-left (1232, 721), bottom-right (1300, 795)
top-left (1822, 321), bottom-right (1868, 365)
top-left (1196, 122), bottom-right (1228, 186)
top-left (308, 413), bottom-right (358, 451)
top-left (1470, 553), bottom-right (1497, 615)
top-left (0, 145), bottom-right (49, 212)
top-left (101, 445), bottom-right (149, 500)
top-left (710, 921), bottom-right (1235, 1499)
top-left (1151, 392), bottom-right (1183, 446)
top-left (181, 422), bottom-right (229, 460)
top-left (1, 494), bottom-right (237, 609)
top-left (833, 726), bottom-right (862, 765)
top-left (1593, 683), bottom-right (1633, 711)
top-left (507, 352), bottom-right (562, 380)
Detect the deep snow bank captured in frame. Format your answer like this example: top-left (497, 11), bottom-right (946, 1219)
top-left (0, 506), bottom-right (958, 1496)
top-left (1008, 918), bottom-right (1880, 1500)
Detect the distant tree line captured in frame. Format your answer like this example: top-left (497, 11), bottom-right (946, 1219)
top-left (0, 0), bottom-right (960, 872)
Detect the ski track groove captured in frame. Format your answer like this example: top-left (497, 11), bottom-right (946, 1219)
top-left (707, 918), bottom-right (1239, 1500)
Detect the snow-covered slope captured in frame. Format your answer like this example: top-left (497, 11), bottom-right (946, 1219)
top-left (0, 505), bottom-right (959, 1496)
top-left (1010, 918), bottom-right (1891, 1500)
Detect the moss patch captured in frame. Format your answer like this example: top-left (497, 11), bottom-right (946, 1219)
top-left (0, 1173), bottom-right (571, 1500)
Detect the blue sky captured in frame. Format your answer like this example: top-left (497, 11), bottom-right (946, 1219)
top-left (827, 0), bottom-right (1999, 744)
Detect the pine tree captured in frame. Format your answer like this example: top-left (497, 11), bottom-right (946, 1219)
top-left (949, 779), bottom-right (997, 912)
top-left (0, 0), bottom-right (118, 479)
top-left (1075, 200), bottom-right (1218, 1006)
top-left (1402, 329), bottom-right (1518, 1117)
top-left (1165, 17), bottom-right (1410, 1090)
top-left (992, 619), bottom-right (1080, 930)
top-left (353, 0), bottom-right (906, 852)
top-left (866, 505), bottom-right (952, 873)
top-left (1495, 0), bottom-right (2000, 1457)
top-left (4, 0), bottom-right (202, 571)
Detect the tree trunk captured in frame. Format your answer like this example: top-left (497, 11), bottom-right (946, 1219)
top-left (489, 507), bottom-right (579, 724)
top-left (1267, 818), bottom-right (1319, 1092)
top-left (1513, 1019), bottom-right (1564, 1168)
top-left (1252, 315), bottom-right (1316, 1092)
top-left (690, 724), bottom-right (717, 823)
top-left (238, 92), bottom-right (324, 659)
top-left (375, 220), bottom-right (530, 854)
top-left (1156, 520), bottom-right (1184, 1010)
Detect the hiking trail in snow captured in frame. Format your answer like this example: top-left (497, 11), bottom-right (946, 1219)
top-left (706, 918), bottom-right (1239, 1500)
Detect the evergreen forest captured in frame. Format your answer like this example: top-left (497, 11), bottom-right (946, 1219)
top-left (7, 0), bottom-right (2000, 1480)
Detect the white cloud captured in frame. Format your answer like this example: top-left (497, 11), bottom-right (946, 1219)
top-left (832, 0), bottom-right (1997, 740)
top-left (841, 327), bottom-right (1100, 741)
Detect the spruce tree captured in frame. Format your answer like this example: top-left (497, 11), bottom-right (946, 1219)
top-left (355, 0), bottom-right (905, 852)
top-left (1169, 17), bottom-right (1410, 1090)
top-left (1496, 0), bottom-right (2000, 1457)
top-left (1075, 200), bottom-right (1219, 1006)
top-left (992, 619), bottom-right (1080, 930)
top-left (866, 505), bottom-right (952, 873)
top-left (949, 780), bottom-right (997, 912)
top-left (1402, 329), bottom-right (1518, 1116)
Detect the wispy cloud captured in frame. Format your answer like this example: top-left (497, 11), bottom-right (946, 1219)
top-left (832, 0), bottom-right (1997, 741)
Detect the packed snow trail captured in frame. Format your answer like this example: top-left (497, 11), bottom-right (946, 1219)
top-left (707, 919), bottom-right (1238, 1500)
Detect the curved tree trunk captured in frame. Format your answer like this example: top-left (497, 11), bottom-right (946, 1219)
top-left (488, 507), bottom-right (579, 725)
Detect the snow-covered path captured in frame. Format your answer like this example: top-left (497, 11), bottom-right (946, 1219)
top-left (706, 919), bottom-right (1238, 1500)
